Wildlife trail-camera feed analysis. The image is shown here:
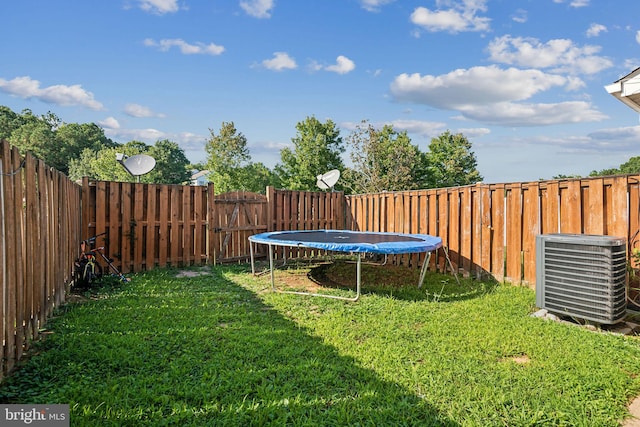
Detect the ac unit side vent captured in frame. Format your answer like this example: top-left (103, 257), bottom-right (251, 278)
top-left (536, 234), bottom-right (627, 325)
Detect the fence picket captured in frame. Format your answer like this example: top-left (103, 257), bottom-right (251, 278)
top-left (586, 179), bottom-right (605, 235)
top-left (490, 184), bottom-right (505, 281)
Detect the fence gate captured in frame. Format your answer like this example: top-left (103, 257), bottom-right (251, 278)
top-left (211, 191), bottom-right (268, 263)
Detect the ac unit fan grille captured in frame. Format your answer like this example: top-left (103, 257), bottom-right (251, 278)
top-left (536, 234), bottom-right (627, 324)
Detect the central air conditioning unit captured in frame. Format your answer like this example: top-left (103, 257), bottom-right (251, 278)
top-left (536, 234), bottom-right (627, 324)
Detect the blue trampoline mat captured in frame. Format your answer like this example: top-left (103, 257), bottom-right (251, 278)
top-left (249, 229), bottom-right (442, 255)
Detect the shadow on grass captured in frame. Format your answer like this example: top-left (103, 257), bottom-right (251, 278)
top-left (303, 259), bottom-right (498, 302)
top-left (0, 267), bottom-right (459, 426)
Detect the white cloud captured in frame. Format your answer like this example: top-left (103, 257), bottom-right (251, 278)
top-left (587, 126), bottom-right (640, 149)
top-left (623, 58), bottom-right (640, 71)
top-left (636, 30), bottom-right (640, 45)
top-left (342, 119), bottom-right (486, 140)
top-left (553, 0), bottom-right (589, 7)
top-left (138, 0), bottom-right (179, 14)
top-left (410, 0), bottom-right (490, 33)
top-left (586, 23), bottom-right (607, 38)
top-left (388, 119), bottom-right (446, 137)
top-left (525, 126), bottom-right (640, 155)
top-left (325, 56), bottom-right (356, 74)
top-left (240, 0), bottom-right (274, 18)
top-left (457, 101), bottom-right (606, 126)
top-left (260, 52), bottom-right (297, 71)
top-left (102, 124), bottom-right (206, 151)
top-left (487, 35), bottom-right (612, 74)
top-left (358, 0), bottom-right (396, 12)
top-left (0, 76), bottom-right (103, 110)
top-left (455, 127), bottom-right (491, 138)
top-left (569, 0), bottom-right (589, 7)
top-left (124, 103), bottom-right (166, 118)
top-left (143, 38), bottom-right (225, 55)
top-left (98, 117), bottom-right (120, 129)
top-left (390, 66), bottom-right (570, 108)
top-left (389, 66), bottom-right (606, 126)
top-left (104, 127), bottom-right (166, 143)
top-left (511, 9), bottom-right (527, 24)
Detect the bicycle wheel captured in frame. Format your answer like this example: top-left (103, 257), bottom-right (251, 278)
top-left (74, 259), bottom-right (90, 288)
top-left (83, 261), bottom-right (103, 285)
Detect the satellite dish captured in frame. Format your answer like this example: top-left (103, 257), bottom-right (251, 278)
top-left (116, 153), bottom-right (156, 181)
top-left (316, 169), bottom-right (340, 190)
top-left (124, 154), bottom-right (156, 176)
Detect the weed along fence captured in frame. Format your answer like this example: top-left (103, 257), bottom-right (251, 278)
top-left (0, 140), bottom-right (83, 380)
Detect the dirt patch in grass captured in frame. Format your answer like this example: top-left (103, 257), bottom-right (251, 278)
top-left (309, 260), bottom-right (419, 289)
top-left (625, 396), bottom-right (640, 426)
top-left (176, 268), bottom-right (212, 278)
top-left (499, 354), bottom-right (531, 365)
top-left (273, 265), bottom-right (331, 293)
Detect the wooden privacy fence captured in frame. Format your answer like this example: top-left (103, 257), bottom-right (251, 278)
top-left (347, 175), bottom-right (639, 286)
top-left (0, 141), bottom-right (82, 379)
top-left (81, 177), bottom-right (210, 272)
top-left (82, 182), bottom-right (346, 270)
top-left (79, 175), bottom-right (640, 287)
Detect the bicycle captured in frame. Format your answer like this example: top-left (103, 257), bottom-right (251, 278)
top-left (74, 233), bottom-right (129, 288)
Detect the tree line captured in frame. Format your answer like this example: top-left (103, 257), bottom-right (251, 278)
top-left (0, 106), bottom-right (192, 184)
top-left (206, 117), bottom-right (482, 194)
top-left (0, 106), bottom-right (483, 194)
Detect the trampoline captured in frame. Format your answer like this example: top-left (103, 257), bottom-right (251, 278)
top-left (248, 229), bottom-right (452, 301)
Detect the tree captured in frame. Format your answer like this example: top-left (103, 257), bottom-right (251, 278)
top-left (8, 115), bottom-right (59, 167)
top-left (235, 162), bottom-right (280, 193)
top-left (55, 122), bottom-right (116, 173)
top-left (553, 173), bottom-right (583, 179)
top-left (589, 169), bottom-right (618, 177)
top-left (146, 139), bottom-right (191, 184)
top-left (68, 140), bottom-right (191, 184)
top-left (0, 106), bottom-right (115, 174)
top-left (619, 156), bottom-right (640, 174)
top-left (276, 116), bottom-right (345, 191)
top-left (589, 156), bottom-right (640, 177)
top-left (68, 148), bottom-right (100, 181)
top-left (424, 131), bottom-right (482, 188)
top-left (205, 122), bottom-right (252, 192)
top-left (0, 106), bottom-right (28, 141)
top-left (344, 120), bottom-right (422, 194)
top-left (68, 146), bottom-right (132, 182)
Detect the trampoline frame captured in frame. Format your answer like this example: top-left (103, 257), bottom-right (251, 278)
top-left (248, 229), bottom-right (457, 302)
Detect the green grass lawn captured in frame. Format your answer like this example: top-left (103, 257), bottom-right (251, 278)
top-left (2, 261), bottom-right (640, 426)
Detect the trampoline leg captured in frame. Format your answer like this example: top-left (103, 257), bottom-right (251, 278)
top-left (418, 252), bottom-right (432, 288)
top-left (354, 253), bottom-right (362, 301)
top-left (250, 241), bottom-right (256, 275)
top-left (269, 244), bottom-right (276, 291)
top-left (442, 246), bottom-right (461, 286)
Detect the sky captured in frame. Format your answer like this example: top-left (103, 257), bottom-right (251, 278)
top-left (1, 0), bottom-right (640, 184)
